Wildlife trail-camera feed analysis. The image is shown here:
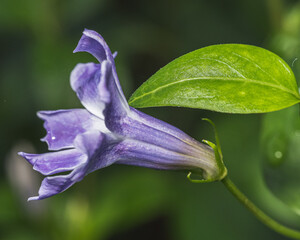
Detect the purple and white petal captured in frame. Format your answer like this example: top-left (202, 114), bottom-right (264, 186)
top-left (73, 29), bottom-right (129, 116)
top-left (70, 63), bottom-right (110, 118)
top-left (74, 131), bottom-right (121, 173)
top-left (102, 60), bottom-right (129, 119)
top-left (38, 109), bottom-right (107, 150)
top-left (74, 131), bottom-right (105, 157)
top-left (74, 29), bottom-right (113, 62)
top-left (28, 166), bottom-right (87, 201)
top-left (71, 61), bottom-right (129, 121)
top-left (18, 149), bottom-right (87, 175)
top-left (107, 107), bottom-right (213, 160)
top-left (115, 138), bottom-right (217, 178)
top-left (129, 107), bottom-right (204, 147)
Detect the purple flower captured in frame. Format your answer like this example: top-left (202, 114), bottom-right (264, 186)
top-left (19, 29), bottom-right (220, 201)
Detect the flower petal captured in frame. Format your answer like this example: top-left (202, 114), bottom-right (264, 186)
top-left (38, 109), bottom-right (107, 150)
top-left (116, 138), bottom-right (217, 178)
top-left (73, 29), bottom-right (113, 62)
top-left (28, 166), bottom-right (86, 201)
top-left (19, 149), bottom-right (87, 175)
top-left (74, 130), bottom-right (105, 157)
top-left (70, 63), bottom-right (110, 118)
top-left (73, 131), bottom-right (121, 173)
top-left (129, 107), bottom-right (202, 147)
top-left (73, 29), bottom-right (129, 116)
top-left (107, 107), bottom-right (213, 160)
top-left (71, 61), bottom-right (129, 120)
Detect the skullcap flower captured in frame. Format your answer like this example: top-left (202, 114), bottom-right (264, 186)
top-left (19, 29), bottom-right (220, 201)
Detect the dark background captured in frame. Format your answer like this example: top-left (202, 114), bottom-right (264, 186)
top-left (1, 0), bottom-right (300, 239)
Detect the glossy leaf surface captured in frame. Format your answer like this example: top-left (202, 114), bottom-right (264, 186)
top-left (129, 44), bottom-right (300, 113)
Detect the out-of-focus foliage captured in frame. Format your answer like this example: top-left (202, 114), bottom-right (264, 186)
top-left (261, 1), bottom-right (300, 216)
top-left (0, 0), bottom-right (299, 239)
top-left (262, 105), bottom-right (300, 215)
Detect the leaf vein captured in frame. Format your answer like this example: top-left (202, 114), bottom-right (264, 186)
top-left (231, 52), bottom-right (281, 86)
top-left (129, 76), bottom-right (298, 104)
top-left (198, 57), bottom-right (246, 78)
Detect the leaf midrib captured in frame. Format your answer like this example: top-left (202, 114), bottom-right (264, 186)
top-left (129, 76), bottom-right (300, 104)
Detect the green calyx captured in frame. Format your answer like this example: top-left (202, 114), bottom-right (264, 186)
top-left (187, 118), bottom-right (227, 183)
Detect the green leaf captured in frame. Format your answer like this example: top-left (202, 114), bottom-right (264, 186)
top-left (129, 44), bottom-right (300, 113)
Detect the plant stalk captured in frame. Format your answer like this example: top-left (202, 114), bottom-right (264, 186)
top-left (221, 176), bottom-right (300, 239)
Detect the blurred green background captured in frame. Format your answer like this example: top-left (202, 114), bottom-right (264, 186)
top-left (1, 0), bottom-right (300, 239)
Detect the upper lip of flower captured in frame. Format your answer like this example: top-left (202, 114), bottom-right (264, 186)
top-left (18, 29), bottom-right (217, 201)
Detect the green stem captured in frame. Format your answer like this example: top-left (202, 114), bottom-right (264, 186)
top-left (221, 176), bottom-right (300, 239)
